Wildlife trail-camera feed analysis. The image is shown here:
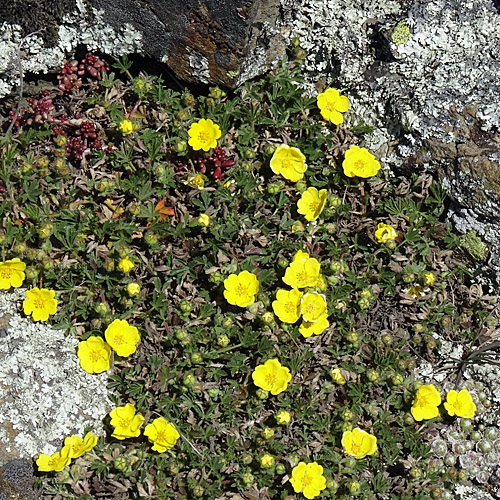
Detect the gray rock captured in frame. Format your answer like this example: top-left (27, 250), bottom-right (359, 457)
top-left (0, 0), bottom-right (290, 95)
top-left (0, 289), bottom-right (112, 462)
top-left (289, 0), bottom-right (500, 289)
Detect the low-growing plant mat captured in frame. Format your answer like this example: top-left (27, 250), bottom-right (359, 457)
top-left (0, 50), bottom-right (499, 500)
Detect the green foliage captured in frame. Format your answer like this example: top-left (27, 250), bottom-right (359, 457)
top-left (0, 47), bottom-right (492, 500)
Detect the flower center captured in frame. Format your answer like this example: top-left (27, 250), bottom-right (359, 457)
top-left (113, 334), bottom-right (125, 345)
top-left (354, 160), bottom-right (366, 171)
top-left (351, 442), bottom-right (362, 455)
top-left (301, 473), bottom-right (312, 486)
top-left (265, 373), bottom-right (277, 386)
top-left (296, 271), bottom-right (308, 283)
top-left (117, 417), bottom-right (131, 429)
top-left (34, 298), bottom-right (46, 310)
top-left (417, 394), bottom-right (429, 407)
top-left (90, 350), bottom-right (104, 362)
top-left (303, 302), bottom-right (317, 314)
top-left (236, 284), bottom-right (248, 296)
top-left (198, 131), bottom-right (211, 144)
top-left (309, 201), bottom-right (321, 213)
top-left (284, 302), bottom-right (296, 313)
top-left (0, 268), bottom-right (13, 278)
top-left (281, 158), bottom-right (291, 168)
top-left (156, 430), bottom-right (166, 442)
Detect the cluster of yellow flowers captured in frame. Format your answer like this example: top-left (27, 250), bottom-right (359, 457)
top-left (77, 318), bottom-right (140, 374)
top-left (36, 432), bottom-right (98, 472)
top-left (109, 403), bottom-right (180, 452)
top-left (273, 250), bottom-right (329, 338)
top-left (0, 258), bottom-right (58, 321)
top-left (411, 384), bottom-right (476, 421)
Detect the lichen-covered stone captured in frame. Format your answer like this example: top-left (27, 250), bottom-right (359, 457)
top-left (0, 0), bottom-right (143, 99)
top-left (0, 289), bottom-right (112, 462)
top-left (288, 0), bottom-right (500, 288)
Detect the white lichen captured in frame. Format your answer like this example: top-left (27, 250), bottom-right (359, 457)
top-left (0, 1), bottom-right (143, 99)
top-left (0, 289), bottom-right (112, 458)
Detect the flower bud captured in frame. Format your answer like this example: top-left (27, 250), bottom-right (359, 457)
top-left (295, 180), bottom-right (308, 193)
top-left (241, 472), bottom-right (254, 485)
top-left (327, 479), bottom-right (339, 493)
top-left (409, 467), bottom-right (422, 478)
top-left (260, 453), bottom-right (274, 468)
top-left (217, 335), bottom-right (230, 347)
top-left (275, 463), bottom-right (286, 475)
top-left (242, 454), bottom-right (253, 465)
top-left (261, 427), bottom-right (274, 440)
top-left (256, 389), bottom-right (269, 400)
top-left (276, 410), bottom-right (291, 425)
top-left (208, 271), bottom-right (223, 284)
top-left (179, 300), bottom-right (193, 313)
top-left (260, 312), bottom-right (275, 326)
top-left (183, 373), bottom-right (196, 386)
top-left (114, 456), bottom-right (128, 471)
top-left (95, 302), bottom-right (110, 316)
top-left (366, 369), bottom-right (380, 383)
top-left (190, 352), bottom-right (203, 364)
top-left (13, 242), bottom-right (27, 254)
top-left (277, 257), bottom-right (289, 268)
top-left (145, 232), bottom-right (159, 246)
top-left (126, 282), bottom-right (141, 297)
top-left (344, 331), bottom-right (358, 343)
top-left (347, 480), bottom-right (361, 495)
top-left (328, 195), bottom-right (342, 209)
top-left (192, 485), bottom-right (204, 497)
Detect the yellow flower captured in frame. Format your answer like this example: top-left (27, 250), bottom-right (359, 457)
top-left (118, 256), bottom-right (134, 273)
top-left (105, 319), bottom-right (140, 357)
top-left (410, 384), bottom-right (442, 421)
top-left (297, 187), bottom-right (328, 222)
top-left (342, 428), bottom-right (378, 459)
top-left (317, 88), bottom-right (350, 124)
top-left (252, 359), bottom-right (292, 395)
top-left (126, 282), bottom-right (141, 296)
top-left (260, 453), bottom-right (275, 468)
top-left (330, 368), bottom-right (346, 385)
top-left (36, 445), bottom-right (72, 472)
top-left (109, 403), bottom-right (145, 440)
top-left (342, 145), bottom-right (381, 178)
top-left (188, 118), bottom-right (222, 151)
top-left (64, 432), bottom-right (99, 459)
top-left (300, 292), bottom-right (327, 323)
top-left (185, 173), bottom-right (207, 189)
top-left (270, 144), bottom-right (307, 182)
top-left (276, 409), bottom-right (291, 425)
top-left (375, 223), bottom-right (398, 244)
top-left (283, 257), bottom-right (321, 289)
top-left (23, 287), bottom-right (58, 321)
top-left (444, 389), bottom-right (476, 419)
top-left (198, 213), bottom-right (211, 226)
top-left (223, 271), bottom-right (259, 307)
top-left (424, 272), bottom-right (435, 285)
top-left (272, 288), bottom-right (303, 323)
top-left (299, 313), bottom-right (329, 338)
top-left (289, 462), bottom-right (327, 499)
top-left (77, 336), bottom-right (112, 374)
top-left (0, 258), bottom-right (26, 289)
top-left (144, 417), bottom-right (180, 452)
top-left (119, 119), bottom-right (134, 134)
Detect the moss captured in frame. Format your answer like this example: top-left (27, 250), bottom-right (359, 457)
top-left (391, 20), bottom-right (412, 46)
top-left (459, 230), bottom-right (489, 262)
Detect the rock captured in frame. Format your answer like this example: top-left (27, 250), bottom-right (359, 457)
top-left (91, 0), bottom-right (290, 87)
top-left (289, 0), bottom-right (500, 288)
top-left (0, 289), bottom-right (112, 462)
top-left (0, 0), bottom-right (290, 96)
